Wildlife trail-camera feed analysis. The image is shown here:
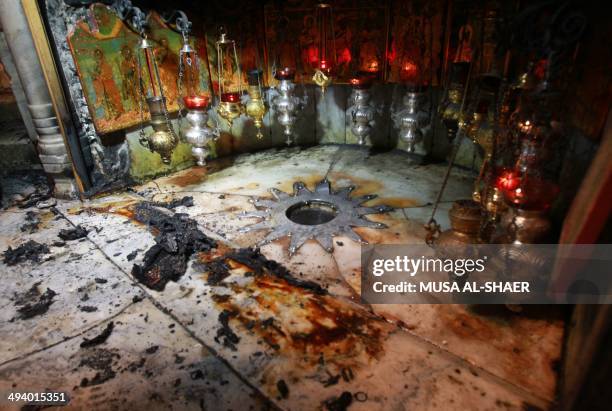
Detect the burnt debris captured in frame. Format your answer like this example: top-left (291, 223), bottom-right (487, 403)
top-left (80, 321), bottom-right (114, 348)
top-left (324, 391), bottom-right (353, 411)
top-left (131, 201), bottom-right (216, 291)
top-left (58, 225), bottom-right (88, 241)
top-left (204, 248), bottom-right (326, 295)
top-left (190, 369), bottom-right (205, 380)
top-left (125, 357), bottom-right (146, 373)
top-left (79, 348), bottom-right (119, 387)
top-left (322, 373), bottom-right (341, 387)
top-left (16, 187), bottom-right (52, 209)
top-left (214, 310), bottom-right (240, 351)
top-left (151, 196), bottom-right (195, 209)
top-left (145, 345), bottom-right (159, 354)
top-left (12, 282), bottom-right (57, 320)
top-left (126, 250), bottom-right (138, 261)
top-left (205, 259), bottom-right (231, 285)
top-left (20, 211), bottom-right (41, 233)
top-left (3, 240), bottom-right (50, 266)
top-left (1, 170), bottom-right (51, 209)
top-left (277, 379), bottom-right (290, 399)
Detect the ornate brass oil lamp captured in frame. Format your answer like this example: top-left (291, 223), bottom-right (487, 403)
top-left (245, 69), bottom-right (267, 139)
top-left (183, 95), bottom-right (219, 166)
top-left (496, 98), bottom-right (561, 243)
top-left (436, 199), bottom-right (484, 246)
top-left (394, 86), bottom-right (430, 152)
top-left (466, 75), bottom-right (501, 155)
top-left (173, 14), bottom-right (220, 166)
top-left (137, 36), bottom-right (178, 164)
top-left (312, 3), bottom-right (336, 93)
top-left (271, 67), bottom-right (304, 145)
top-left (467, 99), bottom-right (495, 204)
top-left (348, 74), bottom-right (375, 145)
top-left (498, 175), bottom-right (559, 243)
top-left (215, 28), bottom-right (243, 127)
top-left (439, 62), bottom-right (471, 141)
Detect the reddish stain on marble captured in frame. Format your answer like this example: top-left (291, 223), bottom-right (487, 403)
top-left (328, 172), bottom-right (419, 208)
top-left (165, 157), bottom-right (235, 188)
top-left (68, 199), bottom-right (139, 221)
top-left (202, 253), bottom-right (392, 368)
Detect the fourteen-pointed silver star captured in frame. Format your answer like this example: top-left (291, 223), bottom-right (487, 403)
top-left (239, 179), bottom-right (393, 255)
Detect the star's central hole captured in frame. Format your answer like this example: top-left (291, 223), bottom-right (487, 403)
top-left (285, 200), bottom-right (338, 225)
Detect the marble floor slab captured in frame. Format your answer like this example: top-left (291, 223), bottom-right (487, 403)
top-left (0, 300), bottom-right (269, 410)
top-left (0, 145), bottom-right (563, 410)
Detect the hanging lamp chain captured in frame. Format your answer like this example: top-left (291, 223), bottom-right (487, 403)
top-left (425, 55), bottom-right (476, 245)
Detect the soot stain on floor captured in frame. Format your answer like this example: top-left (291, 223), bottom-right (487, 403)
top-left (12, 282), bottom-right (57, 321)
top-left (78, 347), bottom-right (121, 387)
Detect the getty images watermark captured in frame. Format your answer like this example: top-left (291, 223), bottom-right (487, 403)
top-left (360, 244), bottom-right (612, 304)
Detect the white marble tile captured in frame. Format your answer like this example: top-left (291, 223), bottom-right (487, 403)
top-left (329, 206), bottom-right (561, 400)
top-left (0, 300), bottom-right (268, 410)
top-left (0, 146), bottom-right (563, 408)
top-left (54, 194), bottom-right (142, 239)
top-left (327, 205), bottom-right (560, 401)
top-left (0, 209), bottom-right (96, 280)
top-left (260, 240), bottom-right (356, 299)
top-left (148, 191), bottom-right (254, 218)
top-left (332, 234), bottom-right (363, 295)
top-left (52, 196), bottom-right (157, 275)
top-left (0, 208), bottom-right (76, 252)
top-left (146, 254), bottom-right (548, 410)
top-left (0, 240), bottom-right (141, 364)
top-left (327, 146), bottom-right (474, 208)
top-left (370, 304), bottom-right (564, 402)
top-left (155, 145), bottom-right (341, 196)
top-left (403, 202), bottom-right (454, 232)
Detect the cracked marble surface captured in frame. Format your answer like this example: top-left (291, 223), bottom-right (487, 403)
top-left (0, 145), bottom-right (563, 410)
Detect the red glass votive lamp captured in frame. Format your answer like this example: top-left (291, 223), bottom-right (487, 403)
top-left (365, 59), bottom-right (379, 74)
top-left (503, 176), bottom-right (559, 211)
top-left (221, 92), bottom-right (241, 103)
top-left (318, 59), bottom-right (333, 75)
top-left (349, 74), bottom-right (373, 90)
top-left (400, 60), bottom-right (419, 84)
top-left (495, 168), bottom-right (520, 192)
top-left (183, 95), bottom-right (210, 110)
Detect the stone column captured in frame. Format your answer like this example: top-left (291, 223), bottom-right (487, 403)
top-left (0, 0), bottom-right (76, 197)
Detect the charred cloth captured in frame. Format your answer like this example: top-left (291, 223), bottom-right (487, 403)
top-left (2, 240), bottom-right (50, 266)
top-left (131, 201), bottom-right (216, 291)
